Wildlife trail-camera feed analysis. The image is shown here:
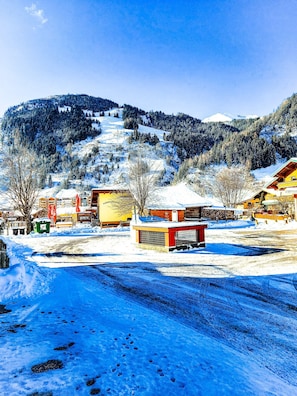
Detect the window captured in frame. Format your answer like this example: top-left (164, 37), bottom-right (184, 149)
top-left (139, 231), bottom-right (165, 246)
top-left (175, 230), bottom-right (197, 246)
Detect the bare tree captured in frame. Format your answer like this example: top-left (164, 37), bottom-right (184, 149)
top-left (278, 194), bottom-right (293, 215)
top-left (101, 157), bottom-right (158, 219)
top-left (128, 156), bottom-right (157, 216)
top-left (207, 166), bottom-right (255, 208)
top-left (2, 133), bottom-right (41, 233)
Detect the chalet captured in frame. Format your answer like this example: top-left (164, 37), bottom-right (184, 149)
top-left (91, 187), bottom-right (132, 227)
top-left (240, 190), bottom-right (268, 211)
top-left (239, 189), bottom-right (279, 213)
top-left (239, 189), bottom-right (289, 222)
top-left (265, 158), bottom-right (297, 192)
top-left (246, 158), bottom-right (297, 222)
top-left (262, 158), bottom-right (297, 220)
top-left (146, 183), bottom-right (212, 222)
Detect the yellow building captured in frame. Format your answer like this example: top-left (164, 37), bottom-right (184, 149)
top-left (239, 158), bottom-right (297, 222)
top-left (242, 158), bottom-right (297, 222)
top-left (241, 190), bottom-right (281, 210)
top-left (265, 158), bottom-right (297, 220)
top-left (91, 188), bottom-right (132, 227)
top-left (266, 158), bottom-right (297, 191)
top-left (240, 190), bottom-right (266, 211)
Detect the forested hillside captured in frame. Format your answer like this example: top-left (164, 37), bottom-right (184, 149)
top-left (122, 93), bottom-right (297, 172)
top-left (0, 95), bottom-right (118, 173)
top-left (122, 105), bottom-right (239, 160)
top-left (1, 93), bottom-right (297, 190)
top-left (198, 94), bottom-right (297, 170)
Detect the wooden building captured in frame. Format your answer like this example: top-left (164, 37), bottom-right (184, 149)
top-left (146, 183), bottom-right (212, 222)
top-left (238, 159), bottom-right (297, 223)
top-left (239, 189), bottom-right (280, 218)
top-left (261, 158), bottom-right (297, 221)
top-left (266, 158), bottom-right (297, 192)
top-left (240, 190), bottom-right (268, 211)
top-left (38, 190), bottom-right (93, 226)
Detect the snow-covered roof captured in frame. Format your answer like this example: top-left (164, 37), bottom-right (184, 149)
top-left (263, 158), bottom-right (297, 190)
top-left (133, 220), bottom-right (206, 229)
top-left (240, 187), bottom-right (277, 202)
top-left (147, 183), bottom-right (212, 210)
top-left (56, 207), bottom-right (77, 215)
top-left (55, 189), bottom-right (79, 199)
top-left (32, 218), bottom-right (51, 223)
top-left (91, 185), bottom-right (128, 192)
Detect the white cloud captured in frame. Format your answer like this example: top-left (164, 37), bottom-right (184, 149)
top-left (25, 3), bottom-right (48, 25)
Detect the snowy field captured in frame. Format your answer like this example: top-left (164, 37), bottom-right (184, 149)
top-left (1, 220), bottom-right (297, 395)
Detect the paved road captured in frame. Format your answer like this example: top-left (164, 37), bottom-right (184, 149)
top-left (27, 226), bottom-right (297, 386)
top-left (23, 229), bottom-right (297, 385)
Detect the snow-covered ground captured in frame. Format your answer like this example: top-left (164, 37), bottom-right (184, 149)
top-left (1, 220), bottom-right (297, 395)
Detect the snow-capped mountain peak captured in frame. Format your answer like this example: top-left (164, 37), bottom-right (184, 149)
top-left (202, 112), bottom-right (258, 123)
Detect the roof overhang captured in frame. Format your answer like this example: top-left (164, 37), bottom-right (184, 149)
top-left (273, 158), bottom-right (297, 178)
top-left (91, 187), bottom-right (130, 206)
top-left (264, 177), bottom-right (279, 190)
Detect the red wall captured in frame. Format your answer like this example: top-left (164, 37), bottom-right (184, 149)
top-left (149, 209), bottom-right (184, 222)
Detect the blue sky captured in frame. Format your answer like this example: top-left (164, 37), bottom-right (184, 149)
top-left (1, 0), bottom-right (297, 119)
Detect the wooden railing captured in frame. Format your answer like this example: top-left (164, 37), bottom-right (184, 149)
top-left (253, 213), bottom-right (290, 222)
top-left (10, 221), bottom-right (27, 229)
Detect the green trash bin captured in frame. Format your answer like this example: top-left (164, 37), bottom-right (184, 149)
top-left (33, 218), bottom-right (51, 234)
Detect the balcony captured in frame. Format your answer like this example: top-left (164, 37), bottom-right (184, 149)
top-left (277, 180), bottom-right (297, 189)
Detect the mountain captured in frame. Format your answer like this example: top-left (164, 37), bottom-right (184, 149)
top-left (0, 95), bottom-right (240, 190)
top-left (0, 94), bottom-right (120, 176)
top-left (178, 93), bottom-right (297, 173)
top-left (3, 94), bottom-right (119, 116)
top-left (121, 107), bottom-right (241, 161)
top-left (0, 95), bottom-right (180, 191)
top-left (202, 113), bottom-right (258, 123)
top-left (1, 93), bottom-right (297, 192)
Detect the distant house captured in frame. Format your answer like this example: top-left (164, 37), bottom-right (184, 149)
top-left (239, 189), bottom-right (279, 211)
top-left (240, 190), bottom-right (267, 211)
top-left (239, 158), bottom-right (297, 223)
top-left (37, 190), bottom-right (93, 226)
top-left (91, 187), bottom-right (132, 227)
top-left (237, 189), bottom-right (284, 222)
top-left (146, 183), bottom-right (212, 222)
